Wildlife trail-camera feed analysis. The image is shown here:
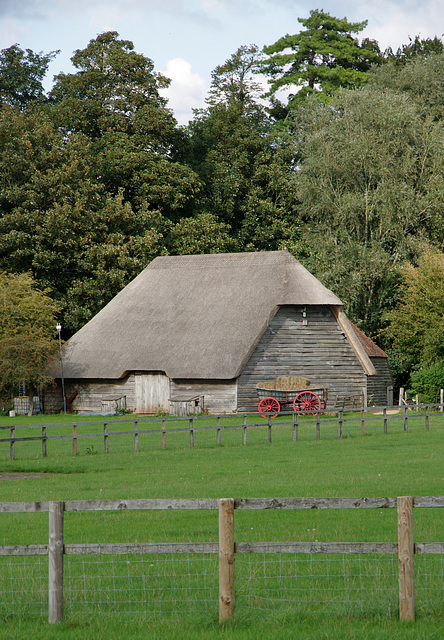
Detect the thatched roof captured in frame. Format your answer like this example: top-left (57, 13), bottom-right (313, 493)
top-left (61, 250), bottom-right (344, 380)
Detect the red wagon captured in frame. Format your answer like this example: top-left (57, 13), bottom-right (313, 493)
top-left (257, 386), bottom-right (328, 417)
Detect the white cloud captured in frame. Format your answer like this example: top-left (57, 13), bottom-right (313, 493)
top-left (351, 0), bottom-right (444, 50)
top-left (0, 18), bottom-right (25, 44)
top-left (160, 57), bottom-right (208, 125)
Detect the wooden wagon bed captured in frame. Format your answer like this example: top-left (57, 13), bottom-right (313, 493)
top-left (256, 386), bottom-right (328, 417)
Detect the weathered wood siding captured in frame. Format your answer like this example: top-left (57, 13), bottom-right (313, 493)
top-left (367, 357), bottom-right (394, 406)
top-left (44, 375), bottom-right (136, 413)
top-left (170, 380), bottom-right (237, 414)
top-left (237, 305), bottom-right (367, 412)
top-left (134, 373), bottom-right (170, 413)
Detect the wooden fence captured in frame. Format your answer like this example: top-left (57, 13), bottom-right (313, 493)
top-left (1, 496), bottom-right (443, 623)
top-left (1, 403), bottom-right (443, 460)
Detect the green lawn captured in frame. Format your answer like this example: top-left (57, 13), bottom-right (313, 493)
top-left (0, 411), bottom-right (443, 639)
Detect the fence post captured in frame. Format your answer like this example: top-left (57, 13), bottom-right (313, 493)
top-left (425, 406), bottom-right (429, 431)
top-left (161, 419), bottom-right (166, 449)
top-left (316, 413), bottom-right (320, 440)
top-left (217, 416), bottom-right (221, 447)
top-left (268, 416), bottom-right (272, 444)
top-left (360, 409), bottom-right (365, 436)
top-left (10, 426), bottom-right (15, 460)
top-left (338, 410), bottom-right (343, 439)
top-left (397, 496), bottom-right (415, 621)
top-left (399, 387), bottom-right (404, 406)
top-left (189, 418), bottom-right (194, 448)
top-left (242, 415), bottom-right (247, 446)
top-left (103, 423), bottom-right (109, 453)
top-left (403, 407), bottom-right (408, 432)
top-left (219, 498), bottom-right (234, 622)
top-left (292, 413), bottom-right (298, 442)
top-left (383, 408), bottom-right (387, 434)
top-left (72, 424), bottom-right (77, 456)
top-left (42, 426), bottom-right (47, 457)
top-left (134, 421), bottom-right (139, 452)
top-left (387, 385), bottom-right (394, 406)
top-left (440, 389), bottom-right (443, 412)
top-left (48, 501), bottom-right (64, 624)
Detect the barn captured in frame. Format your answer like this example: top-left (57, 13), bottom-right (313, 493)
top-left (46, 250), bottom-right (393, 414)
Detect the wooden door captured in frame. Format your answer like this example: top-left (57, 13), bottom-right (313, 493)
top-left (134, 373), bottom-right (170, 413)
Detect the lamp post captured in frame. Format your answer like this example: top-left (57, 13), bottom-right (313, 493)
top-left (56, 323), bottom-right (66, 414)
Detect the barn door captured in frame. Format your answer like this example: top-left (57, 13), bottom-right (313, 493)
top-left (134, 373), bottom-right (170, 414)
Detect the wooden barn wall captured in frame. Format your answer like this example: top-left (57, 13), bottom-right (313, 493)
top-left (44, 375), bottom-right (136, 413)
top-left (237, 305), bottom-right (367, 412)
top-left (170, 379), bottom-right (237, 414)
top-left (367, 357), bottom-right (394, 406)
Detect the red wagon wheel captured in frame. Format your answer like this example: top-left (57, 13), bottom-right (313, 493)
top-left (258, 397), bottom-right (281, 418)
top-left (293, 391), bottom-right (321, 415)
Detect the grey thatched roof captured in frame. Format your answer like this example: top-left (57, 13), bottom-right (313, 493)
top-left (61, 250), bottom-right (343, 380)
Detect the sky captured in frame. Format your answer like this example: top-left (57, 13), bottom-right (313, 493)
top-left (0, 0), bottom-right (443, 124)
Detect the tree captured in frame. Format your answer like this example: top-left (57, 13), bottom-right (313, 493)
top-left (49, 32), bottom-right (200, 219)
top-left (207, 44), bottom-right (265, 110)
top-left (0, 272), bottom-right (60, 414)
top-left (261, 9), bottom-right (382, 108)
top-left (384, 249), bottom-right (444, 372)
top-left (409, 361), bottom-right (444, 403)
top-left (370, 49), bottom-right (444, 122)
top-left (0, 44), bottom-right (58, 109)
top-left (285, 84), bottom-right (444, 335)
top-left (0, 105), bottom-right (166, 334)
top-left (387, 35), bottom-right (444, 64)
top-left (0, 35), bottom-right (203, 334)
top-left (167, 213), bottom-right (237, 255)
top-left (186, 46), bottom-right (300, 251)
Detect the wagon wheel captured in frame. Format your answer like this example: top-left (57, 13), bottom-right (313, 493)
top-left (293, 391), bottom-right (321, 415)
top-left (258, 397), bottom-right (281, 418)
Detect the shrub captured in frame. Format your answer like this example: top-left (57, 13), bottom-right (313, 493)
top-left (409, 361), bottom-right (444, 403)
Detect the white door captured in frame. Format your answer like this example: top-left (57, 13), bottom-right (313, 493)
top-left (134, 374), bottom-right (170, 413)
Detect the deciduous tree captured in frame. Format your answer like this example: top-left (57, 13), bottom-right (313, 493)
top-left (207, 44), bottom-right (265, 110)
top-left (0, 105), bottom-right (165, 333)
top-left (0, 272), bottom-right (60, 413)
top-left (370, 49), bottom-right (444, 122)
top-left (0, 34), bottom-right (204, 333)
top-left (49, 31), bottom-right (200, 219)
top-left (0, 44), bottom-right (58, 109)
top-left (285, 84), bottom-right (444, 335)
top-left (384, 249), bottom-right (444, 372)
top-left (187, 46), bottom-right (300, 251)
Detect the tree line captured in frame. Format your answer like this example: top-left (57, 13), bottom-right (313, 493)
top-left (1, 9), bottom-right (444, 403)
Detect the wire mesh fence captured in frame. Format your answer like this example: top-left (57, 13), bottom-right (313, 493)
top-left (64, 552), bottom-right (218, 619)
top-left (1, 497), bottom-right (443, 623)
top-left (2, 550), bottom-right (443, 620)
top-left (0, 555), bottom-right (48, 617)
top-left (415, 554), bottom-right (444, 615)
top-left (235, 552), bottom-right (399, 618)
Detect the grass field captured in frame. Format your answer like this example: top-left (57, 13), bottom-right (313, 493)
top-left (0, 410), bottom-right (443, 639)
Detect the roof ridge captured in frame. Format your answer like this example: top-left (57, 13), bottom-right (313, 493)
top-left (149, 250), bottom-right (292, 269)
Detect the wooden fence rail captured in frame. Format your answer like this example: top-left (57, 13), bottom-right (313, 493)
top-left (1, 403), bottom-right (444, 460)
top-left (1, 496), bottom-right (443, 623)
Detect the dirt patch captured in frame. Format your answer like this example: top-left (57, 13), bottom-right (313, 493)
top-left (373, 409), bottom-right (402, 415)
top-left (0, 472), bottom-right (48, 481)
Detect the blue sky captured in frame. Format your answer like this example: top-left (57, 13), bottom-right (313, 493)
top-left (0, 0), bottom-right (442, 124)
